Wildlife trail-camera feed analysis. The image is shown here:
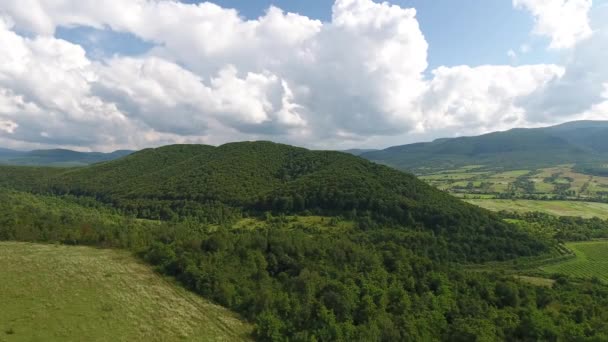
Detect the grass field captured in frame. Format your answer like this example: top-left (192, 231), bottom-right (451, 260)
top-left (465, 199), bottom-right (608, 219)
top-left (541, 241), bottom-right (608, 283)
top-left (0, 242), bottom-right (251, 342)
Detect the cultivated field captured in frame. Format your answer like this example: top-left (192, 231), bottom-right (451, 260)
top-left (0, 242), bottom-right (252, 342)
top-left (420, 165), bottom-right (608, 200)
top-left (541, 241), bottom-right (608, 283)
top-left (465, 199), bottom-right (608, 219)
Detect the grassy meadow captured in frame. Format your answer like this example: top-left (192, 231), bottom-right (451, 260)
top-left (465, 199), bottom-right (608, 219)
top-left (541, 241), bottom-right (608, 283)
top-left (0, 242), bottom-right (252, 342)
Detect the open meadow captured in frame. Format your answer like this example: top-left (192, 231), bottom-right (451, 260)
top-left (0, 242), bottom-right (251, 342)
top-left (465, 199), bottom-right (608, 219)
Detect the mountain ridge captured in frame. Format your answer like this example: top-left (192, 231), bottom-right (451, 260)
top-left (361, 120), bottom-right (608, 172)
top-left (0, 148), bottom-right (134, 166)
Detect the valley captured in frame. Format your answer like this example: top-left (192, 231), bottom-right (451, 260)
top-left (465, 199), bottom-right (608, 219)
top-left (418, 164), bottom-right (608, 202)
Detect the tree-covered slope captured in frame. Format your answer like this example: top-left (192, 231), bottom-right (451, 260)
top-left (0, 141), bottom-right (545, 262)
top-left (1, 188), bottom-right (606, 341)
top-left (362, 121), bottom-right (608, 172)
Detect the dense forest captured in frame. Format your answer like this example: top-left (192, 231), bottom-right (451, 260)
top-left (1, 142), bottom-right (608, 341)
top-left (501, 211), bottom-right (608, 242)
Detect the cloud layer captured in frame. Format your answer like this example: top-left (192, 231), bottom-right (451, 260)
top-left (0, 0), bottom-right (604, 151)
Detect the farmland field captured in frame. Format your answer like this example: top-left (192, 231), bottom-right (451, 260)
top-left (465, 199), bottom-right (608, 219)
top-left (419, 165), bottom-right (608, 200)
top-left (541, 241), bottom-right (608, 283)
top-left (0, 242), bottom-right (251, 342)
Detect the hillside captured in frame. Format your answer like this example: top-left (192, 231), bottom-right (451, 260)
top-left (0, 242), bottom-right (252, 341)
top-left (2, 143), bottom-right (608, 340)
top-left (0, 141), bottom-right (545, 262)
top-left (362, 121), bottom-right (608, 173)
top-left (0, 148), bottom-right (133, 166)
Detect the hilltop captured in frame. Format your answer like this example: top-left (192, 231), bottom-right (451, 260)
top-left (361, 120), bottom-right (608, 173)
top-left (0, 141), bottom-right (543, 262)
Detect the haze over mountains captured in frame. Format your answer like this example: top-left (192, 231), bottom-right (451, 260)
top-left (361, 121), bottom-right (608, 172)
top-left (1, 120), bottom-right (606, 170)
top-left (0, 149), bottom-right (133, 166)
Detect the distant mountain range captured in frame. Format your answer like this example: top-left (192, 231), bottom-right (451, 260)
top-left (2, 120), bottom-right (607, 170)
top-left (360, 120), bottom-right (608, 173)
top-left (0, 148), bottom-right (134, 166)
top-left (341, 148), bottom-right (379, 156)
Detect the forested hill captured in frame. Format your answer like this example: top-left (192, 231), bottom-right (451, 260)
top-left (7, 141), bottom-right (605, 341)
top-left (0, 148), bottom-right (133, 166)
top-left (0, 141), bottom-right (544, 262)
top-left (361, 120), bottom-right (608, 173)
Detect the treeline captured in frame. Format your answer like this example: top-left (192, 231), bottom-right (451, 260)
top-left (575, 163), bottom-right (608, 177)
top-left (500, 211), bottom-right (608, 242)
top-left (2, 189), bottom-right (608, 340)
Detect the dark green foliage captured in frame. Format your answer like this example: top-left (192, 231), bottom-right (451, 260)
top-left (1, 189), bottom-right (608, 341)
top-left (1, 141), bottom-right (608, 341)
top-left (0, 142), bottom-right (545, 262)
top-left (502, 211), bottom-right (608, 242)
top-left (574, 163), bottom-right (608, 177)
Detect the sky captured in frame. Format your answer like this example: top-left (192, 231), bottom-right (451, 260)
top-left (0, 0), bottom-right (606, 152)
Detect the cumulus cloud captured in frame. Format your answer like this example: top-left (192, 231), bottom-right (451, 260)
top-left (518, 3), bottom-right (608, 122)
top-left (0, 0), bottom-right (604, 151)
top-left (421, 65), bottom-right (564, 133)
top-left (513, 0), bottom-right (593, 49)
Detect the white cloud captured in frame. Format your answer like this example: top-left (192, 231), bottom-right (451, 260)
top-left (0, 119), bottom-right (17, 133)
top-left (518, 3), bottom-right (608, 121)
top-left (0, 0), bottom-right (431, 149)
top-left (421, 64), bottom-right (564, 133)
top-left (0, 0), bottom-right (604, 151)
top-left (514, 0), bottom-right (593, 49)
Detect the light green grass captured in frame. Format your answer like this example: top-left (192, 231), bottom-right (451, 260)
top-left (465, 199), bottom-right (608, 219)
top-left (541, 241), bottom-right (608, 282)
top-left (514, 276), bottom-right (555, 287)
top-left (231, 215), bottom-right (354, 231)
top-left (492, 170), bottom-right (531, 178)
top-left (0, 242), bottom-right (252, 342)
